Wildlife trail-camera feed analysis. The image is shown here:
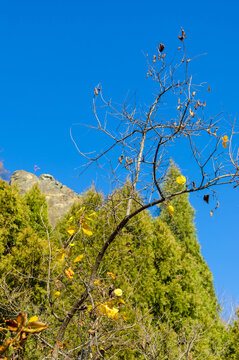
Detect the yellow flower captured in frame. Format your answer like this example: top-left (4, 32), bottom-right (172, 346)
top-left (114, 288), bottom-right (123, 297)
top-left (176, 175), bottom-right (186, 185)
top-left (54, 291), bottom-right (61, 297)
top-left (168, 205), bottom-right (174, 216)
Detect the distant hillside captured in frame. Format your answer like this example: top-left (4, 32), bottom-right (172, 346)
top-left (10, 170), bottom-right (80, 226)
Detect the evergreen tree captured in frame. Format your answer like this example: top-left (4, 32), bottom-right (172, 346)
top-left (0, 180), bottom-right (29, 257)
top-left (54, 185), bottom-right (156, 359)
top-left (24, 184), bottom-right (51, 237)
top-left (0, 180), bottom-right (49, 317)
top-left (152, 163), bottom-right (226, 357)
top-left (224, 309), bottom-right (239, 359)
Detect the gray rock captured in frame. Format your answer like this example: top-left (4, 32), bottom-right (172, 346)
top-left (10, 170), bottom-right (39, 194)
top-left (10, 170), bottom-right (80, 227)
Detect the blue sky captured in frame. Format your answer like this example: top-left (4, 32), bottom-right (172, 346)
top-left (1, 0), bottom-right (239, 317)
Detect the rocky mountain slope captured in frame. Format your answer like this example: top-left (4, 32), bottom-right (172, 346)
top-left (10, 170), bottom-right (80, 226)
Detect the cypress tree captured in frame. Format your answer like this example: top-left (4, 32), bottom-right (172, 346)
top-left (24, 184), bottom-right (51, 237)
top-left (152, 162), bottom-right (226, 357)
top-left (54, 185), bottom-right (156, 359)
top-left (224, 309), bottom-right (239, 359)
top-left (0, 179), bottom-right (29, 257)
top-left (0, 180), bottom-right (49, 316)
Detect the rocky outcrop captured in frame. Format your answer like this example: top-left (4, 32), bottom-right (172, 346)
top-left (10, 170), bottom-right (80, 227)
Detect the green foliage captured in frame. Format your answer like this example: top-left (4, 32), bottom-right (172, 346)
top-left (0, 180), bottom-right (29, 257)
top-left (153, 163), bottom-right (226, 357)
top-left (160, 161), bottom-right (200, 255)
top-left (0, 181), bottom-right (49, 318)
top-left (224, 309), bottom-right (239, 359)
top-left (24, 184), bottom-right (51, 237)
top-left (0, 176), bottom-right (233, 359)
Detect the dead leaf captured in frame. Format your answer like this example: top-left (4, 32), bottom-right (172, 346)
top-left (203, 195), bottom-right (209, 204)
top-left (189, 108), bottom-right (195, 117)
top-left (5, 319), bottom-right (18, 331)
top-left (17, 313), bottom-right (27, 327)
top-left (73, 254), bottom-right (84, 263)
top-left (26, 321), bottom-right (48, 329)
top-left (0, 341), bottom-right (11, 356)
top-left (94, 88), bottom-right (99, 96)
top-left (19, 332), bottom-right (28, 346)
top-left (118, 155), bottom-right (124, 164)
top-left (158, 43), bottom-right (165, 52)
top-left (28, 316), bottom-right (38, 323)
top-left (178, 28), bottom-right (186, 41)
top-left (57, 341), bottom-right (64, 349)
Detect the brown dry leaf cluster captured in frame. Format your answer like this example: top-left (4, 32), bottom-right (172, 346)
top-left (0, 313), bottom-right (48, 356)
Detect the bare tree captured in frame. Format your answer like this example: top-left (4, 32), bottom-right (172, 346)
top-left (50, 30), bottom-right (239, 358)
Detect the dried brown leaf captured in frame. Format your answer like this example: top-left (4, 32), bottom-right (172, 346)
top-left (17, 313), bottom-right (27, 327)
top-left (158, 43), bottom-right (165, 52)
top-left (5, 319), bottom-right (18, 331)
top-left (26, 321), bottom-right (48, 329)
top-left (203, 194), bottom-right (210, 204)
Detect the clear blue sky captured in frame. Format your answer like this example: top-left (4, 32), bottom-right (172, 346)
top-left (1, 0), bottom-right (239, 317)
